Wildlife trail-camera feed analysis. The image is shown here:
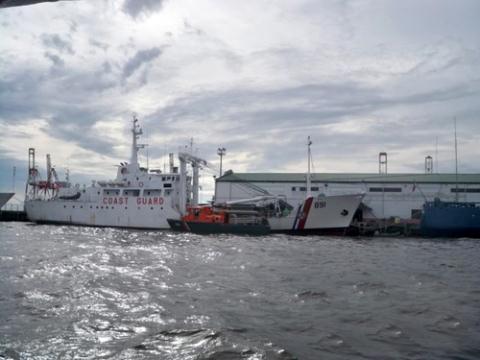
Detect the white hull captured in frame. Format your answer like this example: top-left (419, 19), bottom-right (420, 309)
top-left (25, 198), bottom-right (180, 229)
top-left (268, 194), bottom-right (363, 232)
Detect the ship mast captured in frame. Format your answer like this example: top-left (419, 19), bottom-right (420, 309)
top-left (130, 116), bottom-right (143, 168)
top-left (306, 136), bottom-right (312, 198)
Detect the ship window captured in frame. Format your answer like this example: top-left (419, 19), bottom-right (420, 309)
top-left (369, 187), bottom-right (402, 193)
top-left (64, 205), bottom-right (66, 208)
top-left (162, 177), bottom-right (166, 181)
top-left (164, 183), bottom-right (172, 188)
top-left (136, 177), bottom-right (139, 181)
top-left (80, 206), bottom-right (83, 209)
top-left (311, 187), bottom-right (319, 191)
top-left (104, 189), bottom-right (120, 196)
top-left (73, 206), bottom-right (75, 208)
top-left (165, 189), bottom-right (172, 196)
top-left (97, 192), bottom-right (100, 195)
top-left (150, 207), bottom-right (154, 210)
top-left (451, 188), bottom-right (480, 193)
top-left (146, 189), bottom-right (162, 196)
top-left (291, 187), bottom-right (296, 191)
top-left (90, 206), bottom-right (93, 209)
top-left (124, 189), bottom-right (140, 196)
top-left (299, 187), bottom-right (307, 191)
top-left (125, 207), bottom-right (128, 210)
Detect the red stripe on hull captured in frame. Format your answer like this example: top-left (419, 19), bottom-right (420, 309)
top-left (297, 197), bottom-right (314, 230)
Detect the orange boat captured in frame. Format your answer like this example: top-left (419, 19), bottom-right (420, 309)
top-left (167, 205), bottom-right (271, 235)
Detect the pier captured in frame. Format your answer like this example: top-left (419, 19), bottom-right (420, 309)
top-left (0, 204), bottom-right (28, 222)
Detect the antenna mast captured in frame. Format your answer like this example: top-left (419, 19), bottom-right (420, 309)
top-left (306, 136), bottom-right (312, 197)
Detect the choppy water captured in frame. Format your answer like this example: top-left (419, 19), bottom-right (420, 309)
top-left (1, 223), bottom-right (480, 359)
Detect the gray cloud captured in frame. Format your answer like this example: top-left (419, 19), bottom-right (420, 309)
top-left (143, 77), bottom-right (480, 173)
top-left (122, 47), bottom-right (162, 80)
top-left (122, 0), bottom-right (166, 18)
top-left (44, 51), bottom-right (64, 67)
top-left (41, 33), bottom-right (74, 54)
top-left (89, 38), bottom-right (109, 51)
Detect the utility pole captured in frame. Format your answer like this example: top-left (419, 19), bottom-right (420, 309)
top-left (217, 147), bottom-right (226, 177)
top-left (12, 166), bottom-right (16, 193)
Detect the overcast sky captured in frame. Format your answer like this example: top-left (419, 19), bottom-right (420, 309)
top-left (1, 0), bottom-right (480, 200)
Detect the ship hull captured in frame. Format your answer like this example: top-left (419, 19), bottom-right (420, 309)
top-left (268, 193), bottom-right (363, 232)
top-left (25, 199), bottom-right (179, 229)
top-left (421, 200), bottom-right (480, 238)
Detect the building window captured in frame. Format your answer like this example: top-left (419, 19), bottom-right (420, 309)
top-left (369, 187), bottom-right (402, 193)
top-left (451, 188), bottom-right (480, 193)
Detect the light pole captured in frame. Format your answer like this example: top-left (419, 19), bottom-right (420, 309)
top-left (217, 147), bottom-right (226, 177)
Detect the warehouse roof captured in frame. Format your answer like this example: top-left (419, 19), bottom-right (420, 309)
top-left (217, 172), bottom-right (480, 184)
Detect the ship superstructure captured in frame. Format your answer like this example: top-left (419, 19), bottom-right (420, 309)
top-left (25, 118), bottom-right (201, 229)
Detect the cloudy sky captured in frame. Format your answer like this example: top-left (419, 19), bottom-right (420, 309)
top-left (1, 0), bottom-right (480, 200)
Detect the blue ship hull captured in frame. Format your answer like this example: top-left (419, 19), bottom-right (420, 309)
top-left (420, 199), bottom-right (480, 237)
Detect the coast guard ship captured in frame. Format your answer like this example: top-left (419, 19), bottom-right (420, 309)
top-left (25, 118), bottom-right (197, 229)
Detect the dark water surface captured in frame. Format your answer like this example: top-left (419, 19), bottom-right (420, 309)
top-left (1, 222), bottom-right (480, 359)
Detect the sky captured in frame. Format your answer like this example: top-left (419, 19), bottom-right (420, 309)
top-left (1, 0), bottom-right (480, 201)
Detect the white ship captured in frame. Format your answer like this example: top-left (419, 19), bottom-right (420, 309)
top-left (25, 118), bottom-right (200, 229)
top-left (214, 192), bottom-right (364, 234)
